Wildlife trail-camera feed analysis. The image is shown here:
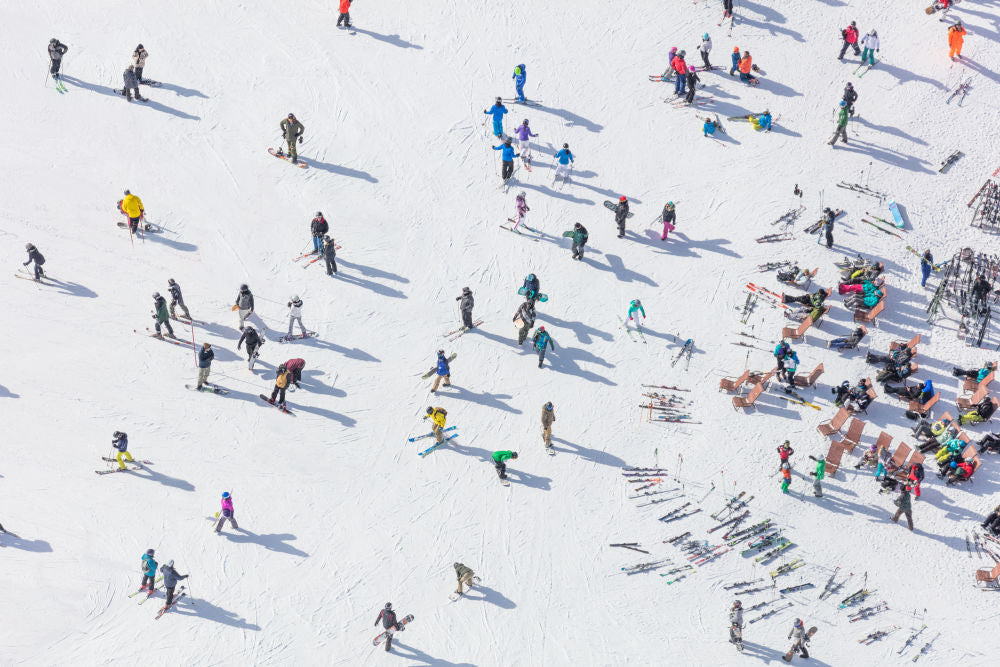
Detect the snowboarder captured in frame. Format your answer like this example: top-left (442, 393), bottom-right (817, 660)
top-left (511, 191), bottom-right (529, 231)
top-left (728, 46), bottom-right (740, 76)
top-left (920, 250), bottom-right (934, 288)
top-left (284, 358), bottom-right (305, 387)
top-left (22, 243), bottom-right (45, 280)
top-left (533, 325), bottom-right (554, 368)
top-left (671, 50), bottom-right (688, 96)
top-left (492, 137), bottom-right (520, 182)
top-left (196, 342), bottom-right (214, 390)
top-left (159, 560), bottom-right (188, 610)
top-left (454, 562), bottom-right (476, 595)
top-left (812, 456), bottom-right (825, 497)
top-left (111, 430), bottom-right (134, 470)
top-left (310, 212), bottom-right (329, 254)
top-left (280, 113), bottom-right (305, 164)
top-left (614, 195), bottom-right (630, 238)
top-left (424, 406), bottom-right (448, 444)
top-left (522, 274), bottom-right (541, 303)
top-left (948, 20), bottom-right (966, 60)
top-left (493, 450), bottom-right (518, 480)
top-left (234, 284), bottom-right (255, 330)
top-left (778, 441), bottom-right (795, 464)
top-left (237, 324), bottom-right (263, 368)
top-left (626, 298), bottom-right (646, 325)
top-left (729, 600), bottom-right (744, 648)
top-left (286, 295), bottom-right (306, 339)
top-left (553, 143), bottom-right (574, 183)
top-left (456, 287), bottom-right (475, 330)
top-left (484, 97), bottom-right (508, 139)
top-left (780, 462), bottom-right (792, 494)
top-left (513, 299), bottom-right (535, 345)
top-left (569, 222), bottom-right (588, 259)
top-left (132, 44), bottom-right (149, 83)
top-left (703, 116), bottom-right (719, 137)
top-left (166, 278), bottom-right (191, 320)
top-left (829, 102), bottom-right (849, 146)
top-left (269, 363), bottom-right (290, 406)
top-left (140, 548), bottom-right (158, 592)
top-left (860, 30), bottom-right (879, 67)
top-left (123, 65), bottom-right (146, 102)
top-left (512, 63), bottom-right (527, 103)
top-left (375, 603), bottom-right (404, 652)
top-left (684, 66), bottom-right (701, 105)
top-left (660, 202), bottom-right (676, 241)
top-left (842, 82), bottom-right (858, 116)
top-left (121, 189), bottom-right (145, 234)
top-left (839, 21), bottom-right (861, 60)
top-left (323, 235), bottom-right (338, 275)
top-left (699, 33), bottom-right (713, 68)
top-left (890, 485), bottom-right (914, 531)
top-left (431, 350), bottom-right (451, 392)
top-left (215, 491), bottom-right (239, 532)
top-left (541, 401), bottom-right (555, 451)
top-left (47, 38), bottom-right (68, 82)
top-left (152, 292), bottom-right (175, 338)
top-left (787, 618), bottom-right (811, 658)
top-left (513, 120), bottom-right (537, 162)
top-left (336, 0), bottom-right (353, 28)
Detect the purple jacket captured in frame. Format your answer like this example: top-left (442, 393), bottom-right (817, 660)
top-left (221, 497), bottom-right (235, 516)
top-left (514, 124), bottom-right (536, 141)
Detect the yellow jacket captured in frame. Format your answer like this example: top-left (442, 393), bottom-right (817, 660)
top-left (122, 193), bottom-right (144, 218)
top-left (426, 407), bottom-right (447, 428)
top-left (275, 370), bottom-right (290, 388)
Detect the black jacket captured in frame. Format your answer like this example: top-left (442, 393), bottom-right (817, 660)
top-left (615, 201), bottom-right (630, 224)
top-left (168, 283), bottom-right (183, 301)
top-left (661, 207), bottom-right (676, 224)
top-left (375, 608), bottom-right (398, 629)
top-left (237, 328), bottom-right (261, 350)
top-left (48, 41), bottom-right (68, 61)
top-left (311, 216), bottom-right (329, 236)
top-left (843, 87), bottom-right (858, 104)
top-left (515, 301), bottom-right (536, 327)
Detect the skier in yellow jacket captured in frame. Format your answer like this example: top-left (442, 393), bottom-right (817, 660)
top-left (120, 190), bottom-right (144, 234)
top-left (424, 406), bottom-right (448, 444)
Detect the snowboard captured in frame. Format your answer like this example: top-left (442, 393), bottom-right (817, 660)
top-left (422, 352), bottom-right (458, 379)
top-left (782, 627), bottom-right (818, 662)
top-left (373, 614), bottom-right (413, 646)
top-left (117, 221), bottom-right (162, 233)
top-left (186, 384), bottom-right (229, 395)
top-left (887, 200), bottom-right (905, 228)
top-left (603, 200), bottom-right (634, 218)
top-left (267, 147), bottom-right (308, 169)
top-left (113, 89), bottom-right (148, 101)
top-left (448, 576), bottom-right (482, 601)
top-left (516, 287), bottom-right (549, 302)
top-left (258, 394), bottom-right (292, 414)
top-left (278, 331), bottom-right (318, 343)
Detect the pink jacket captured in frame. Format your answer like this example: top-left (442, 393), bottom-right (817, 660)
top-left (516, 197), bottom-right (528, 215)
top-left (221, 497), bottom-right (235, 516)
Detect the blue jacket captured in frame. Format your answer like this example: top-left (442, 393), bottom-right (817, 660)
top-left (113, 433), bottom-right (128, 452)
top-left (494, 144), bottom-right (519, 161)
top-left (513, 64), bottom-right (526, 89)
top-left (704, 120), bottom-right (716, 136)
top-left (485, 103), bottom-right (507, 122)
top-left (921, 379), bottom-right (934, 398)
top-left (198, 347), bottom-right (214, 368)
top-left (555, 149), bottom-right (574, 165)
top-left (142, 553), bottom-right (158, 577)
top-left (535, 331), bottom-right (554, 351)
top-left (161, 564), bottom-right (188, 588)
top-left (978, 367), bottom-right (993, 382)
top-left (758, 112), bottom-right (772, 129)
top-left (436, 355), bottom-right (450, 376)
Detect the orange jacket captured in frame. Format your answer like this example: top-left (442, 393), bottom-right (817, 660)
top-left (739, 55), bottom-right (752, 74)
top-left (781, 467), bottom-right (791, 481)
top-left (949, 25), bottom-right (966, 47)
top-left (339, 0), bottom-right (351, 12)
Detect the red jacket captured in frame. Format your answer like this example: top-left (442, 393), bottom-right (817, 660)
top-left (955, 461), bottom-right (973, 477)
top-left (284, 358), bottom-right (306, 373)
top-left (671, 55), bottom-right (688, 75)
top-left (844, 26), bottom-right (858, 44)
top-left (339, 0), bottom-right (351, 12)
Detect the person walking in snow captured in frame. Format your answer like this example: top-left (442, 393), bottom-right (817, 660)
top-left (456, 287), bottom-right (475, 330)
top-left (788, 618), bottom-right (811, 658)
top-left (152, 292), bottom-right (175, 338)
top-left (454, 562), bottom-right (476, 596)
top-left (47, 38), bottom-right (68, 82)
top-left (215, 491), bottom-right (239, 532)
top-left (132, 44), bottom-right (149, 83)
top-left (484, 97), bottom-right (508, 139)
top-left (820, 207), bottom-right (836, 248)
top-left (424, 406), bottom-right (448, 444)
top-left (513, 119), bottom-right (538, 162)
top-left (492, 450), bottom-right (518, 480)
top-left (141, 548), bottom-right (158, 592)
top-left (323, 235), bottom-right (338, 275)
top-left (492, 137), bottom-right (520, 182)
top-left (729, 600), bottom-right (743, 648)
top-left (375, 603), bottom-right (405, 652)
top-left (431, 350), bottom-right (451, 392)
top-left (699, 33), bottom-right (713, 68)
top-left (626, 299), bottom-right (646, 325)
top-left (568, 222), bottom-right (588, 260)
top-left (511, 191), bottom-right (530, 231)
top-left (512, 63), bottom-right (527, 103)
top-left (269, 364), bottom-right (290, 407)
top-left (286, 295), bottom-right (307, 339)
top-left (773, 340), bottom-right (793, 372)
top-left (860, 30), bottom-right (879, 67)
top-left (196, 342), bottom-right (214, 390)
top-left (159, 560), bottom-right (188, 610)
top-left (671, 50), bottom-right (689, 96)
top-left (839, 21), bottom-right (861, 60)
top-left (842, 82), bottom-right (858, 117)
top-left (111, 430), bottom-right (135, 470)
top-left (166, 278), bottom-right (191, 320)
top-left (123, 65), bottom-right (145, 102)
top-left (235, 284), bottom-right (255, 330)
top-left (120, 189), bottom-right (145, 234)
top-left (553, 143), bottom-right (574, 184)
top-left (920, 249), bottom-right (934, 288)
top-left (614, 195), bottom-right (630, 238)
top-left (337, 0), bottom-right (353, 28)
top-left (684, 66), bottom-right (701, 105)
top-left (890, 485), bottom-right (914, 531)
top-left (534, 326), bottom-right (555, 368)
top-left (948, 20), bottom-right (966, 60)
top-left (279, 113), bottom-right (305, 164)
top-left (541, 401), bottom-right (555, 451)
top-left (514, 299), bottom-right (536, 345)
top-left (780, 462), bottom-right (792, 494)
top-left (237, 324), bottom-right (263, 369)
top-left (811, 456), bottom-right (825, 497)
top-left (22, 243), bottom-right (46, 280)
top-left (829, 101), bottom-right (849, 146)
top-left (660, 202), bottom-right (676, 241)
top-left (310, 212), bottom-right (329, 254)
top-left (728, 46), bottom-right (740, 76)
top-left (521, 273), bottom-right (541, 304)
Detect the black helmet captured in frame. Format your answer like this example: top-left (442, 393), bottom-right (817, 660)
top-left (545, 402), bottom-right (553, 410)
top-left (522, 119), bottom-right (529, 124)
top-left (462, 286), bottom-right (471, 293)
top-left (496, 96), bottom-right (502, 103)
top-left (137, 43), bottom-right (144, 49)
top-left (574, 222), bottom-right (582, 229)
top-left (437, 349), bottom-right (445, 356)
top-left (240, 283), bottom-right (249, 291)
top-left (152, 292), bottom-right (160, 299)
top-left (426, 406), bottom-right (434, 414)
top-left (167, 278), bottom-right (175, 285)
top-left (146, 548), bottom-right (155, 556)
top-left (850, 20), bottom-right (856, 27)
top-left (453, 562), bottom-right (460, 568)
top-left (315, 211), bottom-right (323, 217)
top-left (124, 189), bottom-right (131, 195)
top-left (245, 324), bottom-right (256, 332)
top-left (504, 137), bottom-right (513, 145)
top-left (563, 143), bottom-right (569, 149)
top-left (323, 234), bottom-right (332, 242)
top-left (385, 602), bottom-right (392, 610)
top-left (511, 452), bottom-right (519, 459)
top-left (50, 38), bottom-right (58, 44)
top-left (823, 207), bottom-right (832, 213)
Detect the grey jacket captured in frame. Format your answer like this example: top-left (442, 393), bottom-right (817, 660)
top-left (235, 290), bottom-right (254, 311)
top-left (123, 67), bottom-right (138, 88)
top-left (48, 41), bottom-right (68, 61)
top-left (160, 564), bottom-right (188, 588)
top-left (455, 563), bottom-right (473, 580)
top-left (457, 293), bottom-right (474, 313)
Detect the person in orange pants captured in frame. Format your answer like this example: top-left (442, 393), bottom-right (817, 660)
top-left (948, 20), bottom-right (966, 60)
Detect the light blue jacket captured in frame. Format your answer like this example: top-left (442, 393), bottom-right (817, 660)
top-left (555, 149), bottom-right (574, 165)
top-left (494, 144), bottom-right (519, 161)
top-left (485, 104), bottom-right (507, 122)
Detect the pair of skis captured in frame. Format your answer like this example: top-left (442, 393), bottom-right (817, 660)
top-left (443, 320), bottom-right (484, 342)
top-left (617, 315), bottom-right (646, 343)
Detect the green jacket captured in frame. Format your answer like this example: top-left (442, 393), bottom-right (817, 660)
top-left (837, 107), bottom-right (849, 127)
top-left (492, 450), bottom-right (515, 464)
top-left (814, 459), bottom-right (825, 481)
top-left (894, 489), bottom-right (912, 512)
top-left (455, 563), bottom-right (473, 580)
top-left (153, 297), bottom-right (169, 323)
top-left (563, 228), bottom-right (589, 245)
top-left (280, 118), bottom-right (305, 143)
top-left (809, 291), bottom-right (826, 308)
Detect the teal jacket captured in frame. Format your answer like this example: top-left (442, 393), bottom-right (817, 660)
top-left (142, 553), bottom-right (158, 577)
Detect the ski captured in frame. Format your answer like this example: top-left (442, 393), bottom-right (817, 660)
top-left (671, 339), bottom-right (694, 367)
top-left (939, 150), bottom-right (963, 172)
top-left (859, 625), bottom-right (899, 644)
top-left (718, 496), bottom-right (755, 522)
top-left (617, 315), bottom-right (638, 342)
top-left (658, 503), bottom-right (692, 520)
top-left (621, 558), bottom-right (671, 574)
top-left (748, 602), bottom-right (793, 624)
top-left (726, 519), bottom-right (773, 544)
top-left (745, 284), bottom-right (789, 309)
top-left (707, 510), bottom-right (750, 533)
top-left (745, 600), bottom-right (772, 613)
top-left (408, 425), bottom-right (457, 442)
top-left (779, 582), bottom-right (814, 594)
top-left (755, 540), bottom-right (793, 562)
top-left (658, 564), bottom-right (694, 577)
top-left (898, 625), bottom-right (927, 654)
top-left (660, 508), bottom-right (701, 523)
top-left (771, 206), bottom-right (806, 226)
top-left (445, 320), bottom-right (484, 341)
top-left (127, 577), bottom-right (163, 597)
top-left (839, 589), bottom-right (873, 609)
top-left (141, 328), bottom-right (195, 348)
top-left (95, 465), bottom-right (143, 475)
top-left (640, 385), bottom-right (690, 392)
top-left (818, 567), bottom-right (840, 598)
top-left (664, 531), bottom-right (692, 544)
top-left (724, 578), bottom-right (765, 590)
top-left (759, 261), bottom-right (793, 271)
top-left (711, 492), bottom-right (746, 519)
top-left (155, 588), bottom-right (186, 619)
top-left (417, 432), bottom-right (460, 457)
top-left (257, 394), bottom-right (292, 414)
top-left (912, 633), bottom-right (939, 662)
top-left (694, 546), bottom-right (731, 566)
top-left (743, 536), bottom-right (788, 557)
top-left (861, 218), bottom-right (903, 238)
top-left (735, 583), bottom-right (776, 596)
top-left (101, 458), bottom-right (153, 465)
top-left (770, 559), bottom-right (805, 578)
top-left (849, 601), bottom-right (888, 622)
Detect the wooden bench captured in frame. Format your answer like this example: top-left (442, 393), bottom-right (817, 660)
top-left (975, 561), bottom-right (1000, 587)
top-left (833, 418), bottom-right (866, 454)
top-left (886, 442), bottom-right (913, 475)
top-left (733, 383), bottom-right (764, 411)
top-left (824, 442), bottom-right (845, 477)
top-left (909, 392), bottom-right (940, 416)
top-left (893, 451), bottom-right (925, 482)
top-left (794, 362), bottom-right (825, 388)
top-left (854, 298), bottom-right (886, 323)
top-left (719, 369), bottom-right (751, 393)
top-left (965, 368), bottom-right (996, 394)
top-left (890, 334), bottom-right (921, 352)
top-left (957, 385), bottom-right (988, 411)
top-left (818, 407), bottom-right (851, 436)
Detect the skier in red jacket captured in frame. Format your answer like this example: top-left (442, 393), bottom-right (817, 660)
top-left (284, 358), bottom-right (306, 387)
top-left (337, 0), bottom-right (352, 29)
top-left (838, 21), bottom-right (861, 60)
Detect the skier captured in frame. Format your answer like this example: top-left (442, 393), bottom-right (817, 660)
top-left (513, 299), bottom-right (535, 345)
top-left (683, 66), bottom-right (701, 105)
top-left (569, 222), bottom-right (588, 260)
top-left (279, 113), bottom-right (305, 164)
top-left (492, 449), bottom-right (518, 480)
top-left (512, 63), bottom-right (527, 103)
top-left (492, 137), bottom-right (520, 182)
top-left (322, 235), bottom-right (338, 275)
top-left (484, 97), bottom-right (508, 139)
top-left (513, 120), bottom-right (538, 161)
top-left (152, 292), bottom-right (175, 338)
top-left (121, 189), bottom-right (145, 234)
top-left (890, 485), bottom-right (914, 531)
top-left (919, 249), bottom-right (934, 287)
top-left (626, 299), bottom-right (646, 324)
top-left (237, 324), bottom-right (264, 368)
top-left (424, 406), bottom-right (448, 444)
top-left (614, 195), bottom-right (629, 238)
top-left (310, 212), bottom-right (329, 254)
top-left (454, 562), bottom-right (476, 596)
top-left (159, 560), bottom-right (188, 610)
top-left (703, 116), bottom-right (718, 137)
top-left (552, 143), bottom-right (574, 185)
top-left (860, 29), bottom-right (879, 67)
top-left (829, 102), bottom-right (849, 146)
top-left (286, 295), bottom-right (306, 339)
top-left (541, 401), bottom-right (555, 451)
top-left (780, 462), bottom-right (792, 494)
top-left (511, 191), bottom-right (529, 231)
top-left (522, 273), bottom-right (541, 303)
top-left (431, 350), bottom-right (451, 393)
top-left (215, 491), bottom-right (239, 532)
top-left (699, 33), bottom-right (712, 68)
top-left (22, 243), bottom-right (45, 280)
top-left (140, 548), bottom-right (158, 592)
top-left (773, 340), bottom-right (793, 372)
top-left (842, 82), bottom-right (858, 116)
top-left (787, 618), bottom-right (811, 658)
top-left (754, 110), bottom-right (773, 132)
top-left (728, 46), bottom-right (740, 76)
top-left (234, 284), bottom-right (255, 330)
top-left (778, 441), bottom-right (795, 464)
top-left (132, 44), bottom-right (148, 83)
top-left (456, 287), bottom-right (475, 330)
top-left (738, 51), bottom-right (758, 85)
top-left (662, 47), bottom-right (678, 80)
top-left (123, 65), bottom-right (146, 102)
top-left (192, 342), bottom-right (215, 390)
top-left (47, 38), bottom-right (68, 83)
top-left (337, 0), bottom-right (353, 28)
top-left (729, 600), bottom-right (743, 649)
top-left (948, 20), bottom-right (966, 60)
top-left (111, 430), bottom-right (134, 469)
top-left (671, 50), bottom-right (688, 96)
top-left (839, 21), bottom-right (861, 60)
top-left (812, 456), bottom-right (825, 497)
top-left (166, 278), bottom-right (192, 320)
top-left (533, 325), bottom-right (555, 368)
top-left (660, 201), bottom-right (676, 241)
top-left (821, 207), bottom-right (836, 248)
top-left (375, 603), bottom-right (404, 652)
top-left (722, 0), bottom-right (734, 21)
top-left (284, 358), bottom-right (306, 387)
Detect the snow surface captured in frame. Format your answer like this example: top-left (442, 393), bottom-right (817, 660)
top-left (3, 0), bottom-right (1000, 664)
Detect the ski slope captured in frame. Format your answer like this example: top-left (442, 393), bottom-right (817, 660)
top-left (3, 0), bottom-right (1000, 664)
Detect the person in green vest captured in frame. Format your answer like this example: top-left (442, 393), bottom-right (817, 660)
top-left (492, 450), bottom-right (518, 480)
top-left (811, 457), bottom-right (825, 497)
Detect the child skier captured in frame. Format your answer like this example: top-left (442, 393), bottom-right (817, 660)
top-left (323, 235), bottom-right (338, 275)
top-left (812, 457), bottom-right (825, 497)
top-left (159, 560), bottom-right (188, 610)
top-left (662, 47), bottom-right (677, 80)
top-left (684, 66), bottom-right (701, 104)
top-left (492, 137), bottom-right (520, 182)
top-left (512, 63), bottom-right (527, 103)
top-left (513, 119), bottom-right (537, 161)
top-left (626, 299), bottom-right (646, 325)
top-left (660, 201), bottom-right (676, 241)
top-left (22, 243), bottom-right (46, 280)
top-left (699, 33), bottom-right (712, 68)
top-left (780, 462), bottom-right (792, 494)
top-left (484, 97), bottom-right (508, 138)
top-left (215, 491), bottom-right (239, 533)
top-left (424, 406), bottom-right (448, 444)
top-left (141, 548), bottom-right (158, 592)
top-left (703, 117), bottom-right (718, 137)
top-left (152, 292), bottom-right (175, 338)
top-left (553, 143), bottom-right (574, 184)
top-left (860, 29), bottom-right (879, 66)
top-left (166, 278), bottom-right (192, 320)
top-left (286, 295), bottom-right (306, 339)
top-left (541, 402), bottom-right (555, 450)
top-left (112, 431), bottom-right (134, 470)
top-left (511, 192), bottom-right (529, 231)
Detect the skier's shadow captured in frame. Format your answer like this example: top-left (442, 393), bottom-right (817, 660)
top-left (169, 596), bottom-right (262, 630)
top-left (740, 641), bottom-right (832, 665)
top-left (389, 641), bottom-right (475, 666)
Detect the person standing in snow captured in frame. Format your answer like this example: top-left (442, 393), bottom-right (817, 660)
top-left (511, 191), bottom-right (530, 231)
top-left (337, 0), bottom-right (353, 28)
top-left (456, 287), bottom-right (475, 330)
top-left (614, 195), bottom-right (630, 238)
top-left (492, 137), bottom-right (520, 182)
top-left (140, 548), bottom-right (158, 592)
top-left (859, 30), bottom-right (879, 67)
top-left (323, 235), bottom-right (338, 275)
top-left (132, 44), bottom-right (149, 83)
top-left (829, 102), bottom-right (849, 146)
top-left (48, 38), bottom-right (68, 82)
top-left (121, 189), bottom-right (145, 234)
top-left (811, 456), bottom-right (825, 497)
top-left (284, 358), bottom-right (306, 387)
top-left (514, 299), bottom-right (535, 345)
top-left (280, 113), bottom-right (305, 164)
top-left (626, 299), bottom-right (646, 324)
top-left (235, 284), bottom-right (255, 330)
top-left (541, 401), bottom-right (555, 451)
top-left (660, 202), bottom-right (677, 241)
top-left (123, 65), bottom-right (146, 102)
top-left (159, 560), bottom-right (188, 609)
top-left (948, 20), bottom-right (966, 61)
top-left (661, 47), bottom-right (678, 80)
top-left (728, 46), bottom-right (740, 76)
top-left (534, 326), bottom-right (555, 368)
top-left (787, 618), bottom-right (811, 658)
top-left (196, 342), bottom-right (214, 390)
top-left (684, 66), bottom-right (701, 105)
top-left (890, 485), bottom-right (914, 531)
top-left (269, 364), bottom-right (290, 407)
top-left (553, 143), bottom-right (574, 184)
top-left (152, 292), bottom-right (175, 338)
top-left (722, 0), bottom-right (734, 20)
top-left (375, 603), bottom-right (404, 652)
top-left (215, 491), bottom-right (239, 532)
top-left (286, 295), bottom-right (307, 339)
top-left (111, 431), bottom-right (135, 470)
top-left (484, 97), bottom-right (508, 139)
top-left (778, 441), bottom-right (795, 465)
top-left (569, 222), bottom-right (588, 260)
top-left (820, 207), bottom-right (837, 247)
top-left (22, 243), bottom-right (46, 280)
top-left (699, 33), bottom-right (712, 68)
top-left (310, 212), bottom-right (329, 254)
top-left (839, 21), bottom-right (861, 60)
top-left (780, 462), bottom-right (792, 494)
top-left (513, 120), bottom-right (537, 162)
top-left (512, 63), bottom-right (527, 103)
top-left (920, 249), bottom-right (933, 288)
top-left (454, 562), bottom-right (476, 596)
top-left (424, 406), bottom-right (448, 444)
top-left (237, 324), bottom-right (264, 369)
top-left (431, 350), bottom-right (452, 393)
top-left (729, 600), bottom-right (743, 648)
top-left (166, 278), bottom-right (192, 320)
top-left (842, 82), bottom-right (858, 116)
top-left (492, 450), bottom-right (518, 480)
top-left (671, 50), bottom-right (689, 96)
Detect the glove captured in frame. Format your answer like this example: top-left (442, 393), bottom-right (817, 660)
top-left (298, 136), bottom-right (304, 144)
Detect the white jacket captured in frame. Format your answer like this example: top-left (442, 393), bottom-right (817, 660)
top-left (288, 299), bottom-right (303, 317)
top-left (701, 37), bottom-right (713, 54)
top-left (860, 33), bottom-right (879, 50)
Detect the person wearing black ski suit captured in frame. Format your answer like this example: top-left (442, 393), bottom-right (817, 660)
top-left (375, 604), bottom-right (403, 652)
top-left (842, 83), bottom-right (858, 116)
